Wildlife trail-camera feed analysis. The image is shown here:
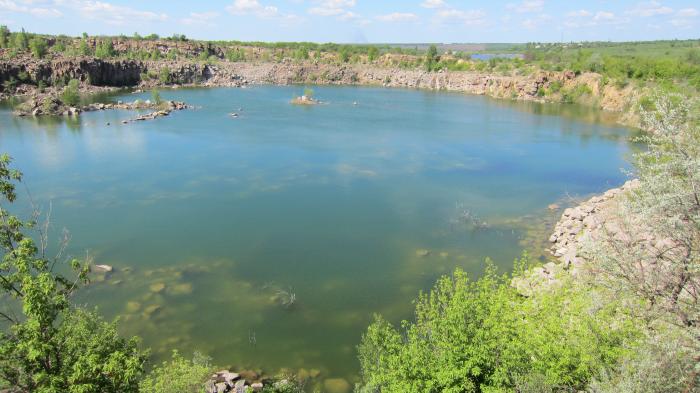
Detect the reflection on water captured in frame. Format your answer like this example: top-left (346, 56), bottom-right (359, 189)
top-left (0, 85), bottom-right (632, 381)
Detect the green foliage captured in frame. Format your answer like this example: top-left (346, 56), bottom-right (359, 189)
top-left (225, 48), bottom-right (246, 62)
top-left (29, 37), bottom-right (47, 58)
top-left (151, 89), bottom-right (162, 105)
top-left (13, 28), bottom-right (28, 50)
top-left (158, 67), bottom-right (171, 84)
top-left (339, 47), bottom-right (350, 63)
top-left (95, 40), bottom-right (116, 59)
top-left (358, 261), bottom-right (640, 393)
top-left (0, 155), bottom-right (147, 392)
top-left (78, 39), bottom-right (92, 56)
top-left (60, 79), bottom-right (80, 106)
top-left (0, 25), bottom-right (9, 48)
top-left (303, 88), bottom-right (314, 98)
top-left (426, 44), bottom-right (438, 71)
top-left (367, 46), bottom-right (379, 62)
top-left (139, 350), bottom-right (211, 393)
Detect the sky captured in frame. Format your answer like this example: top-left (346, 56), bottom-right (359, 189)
top-left (0, 0), bottom-right (698, 43)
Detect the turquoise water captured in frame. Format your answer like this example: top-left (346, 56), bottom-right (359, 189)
top-left (0, 85), bottom-right (631, 384)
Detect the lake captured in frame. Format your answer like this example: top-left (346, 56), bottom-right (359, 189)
top-left (0, 85), bottom-right (632, 385)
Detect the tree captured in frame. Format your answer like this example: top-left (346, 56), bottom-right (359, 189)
top-left (584, 94), bottom-right (700, 391)
top-left (426, 44), bottom-right (438, 72)
top-left (151, 89), bottom-right (162, 105)
top-left (0, 155), bottom-right (147, 392)
top-left (0, 26), bottom-right (9, 48)
top-left (60, 79), bottom-right (80, 106)
top-left (367, 46), bottom-right (379, 62)
top-left (14, 28), bottom-right (28, 50)
top-left (78, 39), bottom-right (92, 56)
top-left (95, 40), bottom-right (116, 59)
top-left (339, 46), bottom-right (350, 63)
top-left (29, 37), bottom-right (47, 59)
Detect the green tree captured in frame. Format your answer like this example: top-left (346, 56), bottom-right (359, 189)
top-left (78, 39), bottom-right (92, 56)
top-left (0, 155), bottom-right (147, 392)
top-left (13, 28), bottom-right (28, 50)
top-left (29, 37), bottom-right (47, 59)
top-left (339, 46), bottom-right (350, 63)
top-left (60, 79), bottom-right (80, 106)
top-left (158, 67), bottom-right (170, 84)
top-left (151, 89), bottom-right (162, 105)
top-left (367, 46), bottom-right (379, 62)
top-left (0, 26), bottom-right (9, 48)
top-left (426, 44), bottom-right (438, 71)
top-left (95, 40), bottom-right (116, 59)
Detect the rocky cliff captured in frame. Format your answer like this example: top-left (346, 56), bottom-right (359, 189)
top-left (1, 55), bottom-right (640, 125)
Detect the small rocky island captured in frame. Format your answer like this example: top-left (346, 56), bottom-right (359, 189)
top-left (290, 88), bottom-right (320, 105)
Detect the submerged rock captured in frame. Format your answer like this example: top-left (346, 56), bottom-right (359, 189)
top-left (415, 249), bottom-right (430, 257)
top-left (125, 301), bottom-right (141, 313)
top-left (94, 264), bottom-right (113, 273)
top-left (149, 282), bottom-right (166, 293)
top-left (323, 378), bottom-right (351, 393)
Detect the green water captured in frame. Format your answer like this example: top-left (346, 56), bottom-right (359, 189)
top-left (0, 85), bottom-right (632, 383)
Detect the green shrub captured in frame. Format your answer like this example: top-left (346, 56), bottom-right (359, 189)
top-left (151, 89), bottom-right (162, 105)
top-left (158, 67), bottom-right (171, 84)
top-left (29, 37), bottom-right (47, 58)
top-left (0, 25), bottom-right (9, 48)
top-left (95, 40), bottom-right (116, 58)
top-left (139, 350), bottom-right (212, 393)
top-left (357, 261), bottom-right (639, 393)
top-left (60, 79), bottom-right (80, 106)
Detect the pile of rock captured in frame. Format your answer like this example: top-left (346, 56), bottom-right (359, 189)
top-left (512, 179), bottom-right (639, 295)
top-left (204, 370), bottom-right (267, 393)
top-left (548, 179), bottom-right (639, 272)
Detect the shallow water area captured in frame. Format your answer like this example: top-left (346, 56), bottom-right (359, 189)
top-left (0, 85), bottom-right (632, 383)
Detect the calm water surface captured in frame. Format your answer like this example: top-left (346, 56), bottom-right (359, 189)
top-left (0, 85), bottom-right (631, 384)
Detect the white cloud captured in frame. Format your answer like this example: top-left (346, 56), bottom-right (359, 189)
top-left (226, 0), bottom-right (280, 18)
top-left (181, 11), bottom-right (219, 26)
top-left (564, 10), bottom-right (629, 28)
top-left (627, 1), bottom-right (673, 17)
top-left (307, 0), bottom-right (358, 21)
top-left (0, 0), bottom-right (62, 18)
top-left (54, 0), bottom-right (168, 25)
top-left (507, 0), bottom-right (544, 14)
top-left (676, 8), bottom-right (699, 18)
top-left (566, 9), bottom-right (591, 18)
top-left (421, 0), bottom-right (446, 9)
top-left (435, 8), bottom-right (486, 25)
top-left (376, 12), bottom-right (418, 22)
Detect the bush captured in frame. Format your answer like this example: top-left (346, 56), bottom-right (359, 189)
top-left (151, 89), bottom-right (162, 105)
top-left (357, 262), bottom-right (639, 393)
top-left (158, 67), bottom-right (171, 84)
top-left (583, 95), bottom-right (700, 391)
top-left (60, 79), bottom-right (80, 106)
top-left (139, 350), bottom-right (212, 393)
top-left (29, 37), bottom-right (47, 58)
top-left (95, 40), bottom-right (116, 58)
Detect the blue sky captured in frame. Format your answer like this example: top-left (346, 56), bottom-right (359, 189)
top-left (0, 0), bottom-right (698, 43)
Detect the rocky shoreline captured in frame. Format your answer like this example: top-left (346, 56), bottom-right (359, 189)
top-left (513, 180), bottom-right (640, 295)
top-left (1, 55), bottom-right (640, 127)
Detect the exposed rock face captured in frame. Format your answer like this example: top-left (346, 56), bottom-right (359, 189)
top-left (1, 55), bottom-right (638, 120)
top-left (1, 55), bottom-right (143, 87)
